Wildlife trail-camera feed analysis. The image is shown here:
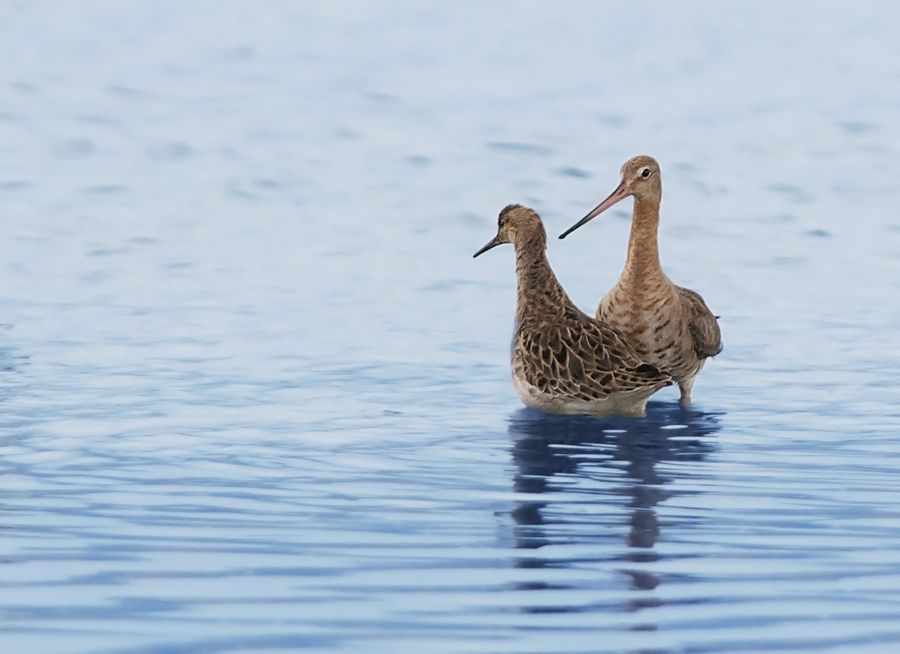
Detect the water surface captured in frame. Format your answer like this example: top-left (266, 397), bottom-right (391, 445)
top-left (2, 2), bottom-right (900, 653)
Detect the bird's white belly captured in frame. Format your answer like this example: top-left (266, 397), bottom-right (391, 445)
top-left (511, 372), bottom-right (655, 418)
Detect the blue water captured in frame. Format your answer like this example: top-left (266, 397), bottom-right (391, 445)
top-left (2, 2), bottom-right (900, 652)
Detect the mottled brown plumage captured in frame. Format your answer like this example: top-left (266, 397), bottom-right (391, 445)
top-left (559, 156), bottom-right (722, 404)
top-left (474, 204), bottom-right (672, 417)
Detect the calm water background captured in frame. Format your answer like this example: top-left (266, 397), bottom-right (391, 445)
top-left (2, 2), bottom-right (900, 653)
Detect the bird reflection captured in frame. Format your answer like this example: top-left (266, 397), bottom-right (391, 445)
top-left (508, 402), bottom-right (721, 600)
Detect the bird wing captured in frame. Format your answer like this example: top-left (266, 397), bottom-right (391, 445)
top-left (677, 286), bottom-right (723, 358)
top-left (517, 309), bottom-right (672, 399)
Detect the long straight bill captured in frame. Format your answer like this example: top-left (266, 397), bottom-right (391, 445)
top-left (558, 180), bottom-right (630, 239)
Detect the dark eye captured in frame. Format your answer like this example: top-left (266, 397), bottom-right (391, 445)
top-left (641, 168), bottom-right (651, 178)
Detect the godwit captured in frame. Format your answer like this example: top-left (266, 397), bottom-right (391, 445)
top-left (475, 204), bottom-right (672, 417)
top-left (559, 156), bottom-right (722, 404)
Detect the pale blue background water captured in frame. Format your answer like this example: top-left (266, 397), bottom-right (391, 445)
top-left (2, 2), bottom-right (900, 653)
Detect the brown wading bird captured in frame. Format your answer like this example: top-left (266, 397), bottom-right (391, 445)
top-left (474, 204), bottom-right (672, 417)
top-left (559, 155), bottom-right (722, 404)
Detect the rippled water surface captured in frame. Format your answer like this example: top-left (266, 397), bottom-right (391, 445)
top-left (3, 2), bottom-right (900, 652)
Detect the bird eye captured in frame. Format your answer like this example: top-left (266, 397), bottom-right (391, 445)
top-left (641, 168), bottom-right (651, 178)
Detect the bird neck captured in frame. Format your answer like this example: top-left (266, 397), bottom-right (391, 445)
top-left (513, 234), bottom-right (569, 322)
top-left (622, 195), bottom-right (663, 283)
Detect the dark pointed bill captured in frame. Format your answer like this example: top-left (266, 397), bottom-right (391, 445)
top-left (558, 180), bottom-right (630, 239)
top-left (473, 235), bottom-right (504, 258)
